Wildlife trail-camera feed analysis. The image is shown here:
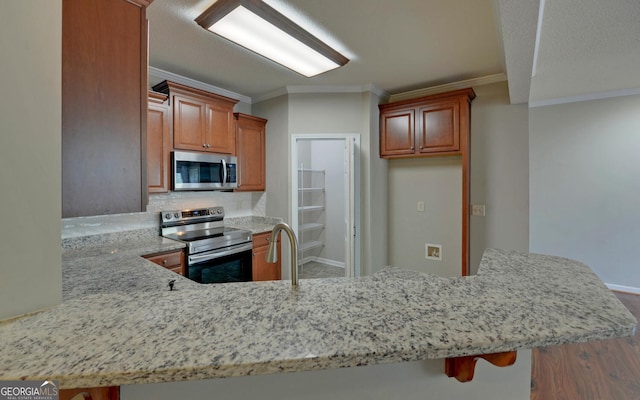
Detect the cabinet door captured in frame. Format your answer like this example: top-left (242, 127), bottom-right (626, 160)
top-left (417, 101), bottom-right (460, 154)
top-left (252, 246), bottom-right (282, 281)
top-left (206, 101), bottom-right (235, 154)
top-left (235, 114), bottom-right (266, 191)
top-left (173, 95), bottom-right (206, 151)
top-left (380, 108), bottom-right (415, 157)
top-left (62, 0), bottom-right (147, 217)
top-left (252, 232), bottom-right (281, 281)
top-left (147, 93), bottom-right (170, 193)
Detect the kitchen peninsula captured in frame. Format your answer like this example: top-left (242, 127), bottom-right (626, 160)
top-left (0, 234), bottom-right (636, 399)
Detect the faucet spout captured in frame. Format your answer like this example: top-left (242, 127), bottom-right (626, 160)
top-left (266, 222), bottom-right (299, 286)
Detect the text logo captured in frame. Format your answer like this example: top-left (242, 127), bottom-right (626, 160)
top-left (0, 380), bottom-right (59, 400)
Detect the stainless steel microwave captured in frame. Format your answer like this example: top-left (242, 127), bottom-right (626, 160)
top-left (172, 150), bottom-right (238, 191)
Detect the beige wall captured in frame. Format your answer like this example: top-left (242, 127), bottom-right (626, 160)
top-left (253, 95), bottom-right (293, 276)
top-left (0, 1), bottom-right (62, 320)
top-left (362, 91), bottom-right (389, 275)
top-left (388, 158), bottom-right (463, 276)
top-left (254, 90), bottom-right (388, 277)
top-left (530, 94), bottom-right (640, 291)
top-left (469, 82), bottom-right (529, 273)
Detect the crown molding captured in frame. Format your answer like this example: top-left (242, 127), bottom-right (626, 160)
top-left (606, 283), bottom-right (640, 295)
top-left (388, 73), bottom-right (507, 103)
top-left (253, 84), bottom-right (389, 103)
top-left (529, 87), bottom-right (640, 108)
top-left (148, 66), bottom-right (252, 104)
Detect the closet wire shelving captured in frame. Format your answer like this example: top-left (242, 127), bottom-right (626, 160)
top-left (297, 166), bottom-right (325, 269)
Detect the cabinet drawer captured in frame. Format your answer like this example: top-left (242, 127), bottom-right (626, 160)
top-left (143, 250), bottom-right (185, 275)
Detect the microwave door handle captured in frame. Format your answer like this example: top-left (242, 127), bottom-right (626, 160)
top-left (221, 159), bottom-right (227, 185)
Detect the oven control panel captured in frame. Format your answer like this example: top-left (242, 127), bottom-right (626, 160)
top-left (161, 207), bottom-right (224, 224)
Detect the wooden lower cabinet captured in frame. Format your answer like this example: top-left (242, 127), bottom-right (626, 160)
top-left (235, 113), bottom-right (267, 192)
top-left (60, 386), bottom-right (119, 400)
top-left (143, 250), bottom-right (185, 276)
top-left (252, 232), bottom-right (281, 281)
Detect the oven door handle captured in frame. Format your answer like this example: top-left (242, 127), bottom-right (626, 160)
top-left (221, 159), bottom-right (227, 186)
top-left (188, 242), bottom-right (253, 263)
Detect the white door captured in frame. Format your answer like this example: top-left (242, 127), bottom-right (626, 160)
top-left (344, 137), bottom-right (358, 277)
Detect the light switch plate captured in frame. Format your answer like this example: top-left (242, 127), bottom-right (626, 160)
top-left (417, 201), bottom-right (425, 212)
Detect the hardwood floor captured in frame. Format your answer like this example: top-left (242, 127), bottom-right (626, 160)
top-left (531, 292), bottom-right (640, 400)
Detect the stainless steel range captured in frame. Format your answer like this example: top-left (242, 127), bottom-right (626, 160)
top-left (161, 207), bottom-right (253, 284)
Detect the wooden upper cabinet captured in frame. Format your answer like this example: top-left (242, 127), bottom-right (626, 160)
top-left (206, 102), bottom-right (236, 154)
top-left (379, 88), bottom-right (475, 158)
top-left (173, 94), bottom-right (206, 151)
top-left (417, 100), bottom-right (460, 154)
top-left (152, 80), bottom-right (238, 155)
top-left (380, 108), bottom-right (415, 156)
top-left (147, 91), bottom-right (171, 193)
top-left (235, 113), bottom-right (267, 192)
top-left (62, 0), bottom-right (149, 217)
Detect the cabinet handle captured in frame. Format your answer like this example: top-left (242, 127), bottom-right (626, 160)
top-left (419, 145), bottom-right (423, 150)
top-left (163, 259), bottom-right (168, 265)
top-left (202, 144), bottom-right (206, 148)
top-left (411, 146), bottom-right (414, 150)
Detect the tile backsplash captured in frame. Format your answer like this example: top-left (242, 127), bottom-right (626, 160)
top-left (62, 191), bottom-right (267, 239)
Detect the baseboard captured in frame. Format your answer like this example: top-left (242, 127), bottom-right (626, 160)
top-left (606, 283), bottom-right (640, 295)
top-left (302, 256), bottom-right (345, 269)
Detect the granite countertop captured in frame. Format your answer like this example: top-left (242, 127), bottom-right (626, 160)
top-left (0, 246), bottom-right (636, 389)
top-left (225, 216), bottom-right (283, 234)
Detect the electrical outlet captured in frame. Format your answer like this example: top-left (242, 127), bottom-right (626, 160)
top-left (425, 244), bottom-right (442, 260)
top-left (471, 204), bottom-right (486, 216)
top-left (417, 201), bottom-right (425, 212)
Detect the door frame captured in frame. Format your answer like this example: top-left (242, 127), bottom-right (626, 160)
top-left (290, 134), bottom-right (361, 277)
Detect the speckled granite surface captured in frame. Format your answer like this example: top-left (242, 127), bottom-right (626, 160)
top-left (62, 237), bottom-right (195, 300)
top-left (62, 227), bottom-right (161, 249)
top-left (0, 248), bottom-right (636, 389)
top-left (225, 216), bottom-right (282, 234)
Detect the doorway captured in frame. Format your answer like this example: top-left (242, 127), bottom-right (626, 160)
top-left (291, 134), bottom-right (360, 279)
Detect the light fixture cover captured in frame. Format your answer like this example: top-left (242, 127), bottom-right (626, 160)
top-left (195, 0), bottom-right (349, 77)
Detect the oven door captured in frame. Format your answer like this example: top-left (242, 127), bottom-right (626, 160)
top-left (187, 242), bottom-right (252, 284)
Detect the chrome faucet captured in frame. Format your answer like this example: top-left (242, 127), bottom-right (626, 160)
top-left (266, 222), bottom-right (299, 286)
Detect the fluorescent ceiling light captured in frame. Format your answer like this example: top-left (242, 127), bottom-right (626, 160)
top-left (195, 0), bottom-right (349, 77)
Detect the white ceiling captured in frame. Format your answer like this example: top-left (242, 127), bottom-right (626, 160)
top-left (529, 0), bottom-right (640, 104)
top-left (147, 0), bottom-right (640, 105)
